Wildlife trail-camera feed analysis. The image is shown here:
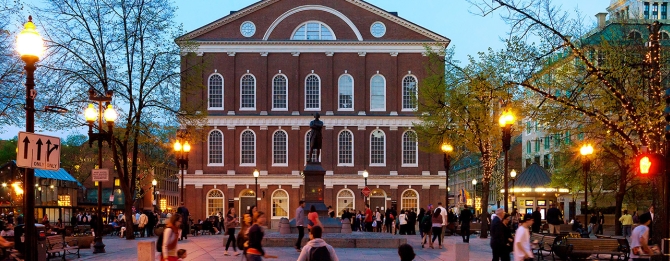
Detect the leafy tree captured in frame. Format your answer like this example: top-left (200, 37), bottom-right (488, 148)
top-left (59, 134), bottom-right (96, 183)
top-left (0, 136), bottom-right (17, 164)
top-left (416, 47), bottom-right (521, 237)
top-left (0, 0), bottom-right (27, 130)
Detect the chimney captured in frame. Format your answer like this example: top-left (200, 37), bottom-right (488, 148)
top-left (596, 12), bottom-right (608, 28)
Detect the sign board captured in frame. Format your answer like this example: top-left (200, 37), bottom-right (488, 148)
top-left (362, 186), bottom-right (371, 197)
top-left (92, 169), bottom-right (109, 182)
top-left (16, 132), bottom-right (61, 171)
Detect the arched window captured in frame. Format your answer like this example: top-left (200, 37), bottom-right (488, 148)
top-left (208, 130), bottom-right (224, 166)
top-left (241, 130), bottom-right (256, 165)
top-left (305, 74), bottom-right (320, 110)
top-left (292, 21), bottom-right (335, 40)
top-left (336, 189), bottom-right (355, 216)
top-left (240, 74), bottom-right (256, 110)
top-left (401, 189), bottom-right (419, 213)
top-left (628, 31), bottom-right (642, 40)
top-left (369, 189), bottom-right (386, 211)
top-left (338, 130), bottom-right (353, 166)
top-left (273, 130), bottom-right (288, 166)
top-left (662, 31), bottom-right (670, 40)
top-left (370, 129), bottom-right (385, 166)
top-left (272, 74), bottom-right (288, 110)
top-left (402, 130), bottom-right (418, 166)
top-left (271, 189), bottom-right (289, 219)
top-left (370, 75), bottom-right (386, 111)
top-left (208, 74), bottom-right (223, 109)
top-left (338, 74), bottom-right (353, 110)
top-left (206, 189), bottom-right (225, 217)
top-left (402, 76), bottom-right (418, 110)
top-left (239, 190), bottom-right (256, 220)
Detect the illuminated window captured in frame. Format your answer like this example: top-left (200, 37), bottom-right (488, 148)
top-left (206, 189), bottom-right (225, 217)
top-left (160, 198), bottom-right (167, 211)
top-left (271, 189), bottom-right (289, 219)
top-left (336, 189), bottom-right (355, 217)
top-left (401, 189), bottom-right (419, 213)
top-left (58, 195), bottom-right (71, 206)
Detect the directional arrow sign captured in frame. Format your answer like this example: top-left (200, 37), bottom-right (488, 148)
top-left (16, 132), bottom-right (61, 171)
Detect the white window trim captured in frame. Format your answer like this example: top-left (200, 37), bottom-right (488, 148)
top-left (401, 130), bottom-right (418, 167)
top-left (207, 129), bottom-right (224, 167)
top-left (304, 73), bottom-right (321, 111)
top-left (208, 73), bottom-right (225, 110)
top-left (240, 129), bottom-right (256, 166)
top-left (401, 75), bottom-right (419, 112)
top-left (336, 188), bottom-right (355, 216)
top-left (271, 73), bottom-right (289, 111)
top-left (369, 129), bottom-right (386, 167)
top-left (290, 20), bottom-right (337, 40)
top-left (337, 129), bottom-right (354, 167)
top-left (239, 73), bottom-right (257, 111)
top-left (272, 129), bottom-right (289, 167)
top-left (337, 74), bottom-right (354, 111)
top-left (400, 188), bottom-right (420, 213)
top-left (271, 189), bottom-right (290, 219)
top-left (369, 74), bottom-right (386, 112)
top-left (205, 189), bottom-right (225, 217)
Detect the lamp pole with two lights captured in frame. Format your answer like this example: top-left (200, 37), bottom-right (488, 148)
top-left (173, 139), bottom-right (190, 204)
top-left (441, 143), bottom-right (454, 207)
top-left (579, 144), bottom-right (594, 226)
top-left (499, 110), bottom-right (515, 212)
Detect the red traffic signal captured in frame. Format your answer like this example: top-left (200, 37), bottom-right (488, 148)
top-left (636, 153), bottom-right (665, 176)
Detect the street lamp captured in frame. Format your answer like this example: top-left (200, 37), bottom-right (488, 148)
top-left (85, 88), bottom-right (116, 253)
top-left (362, 170), bottom-right (369, 203)
top-left (509, 169), bottom-right (516, 209)
top-left (253, 169), bottom-right (260, 206)
top-left (152, 179), bottom-right (158, 207)
top-left (16, 15), bottom-right (44, 261)
top-left (472, 178), bottom-right (478, 210)
top-left (173, 139), bottom-right (190, 204)
top-left (441, 143), bottom-right (454, 207)
top-left (499, 109), bottom-right (514, 212)
top-left (579, 144), bottom-right (594, 227)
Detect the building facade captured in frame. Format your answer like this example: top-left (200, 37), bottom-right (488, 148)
top-left (177, 0), bottom-right (450, 226)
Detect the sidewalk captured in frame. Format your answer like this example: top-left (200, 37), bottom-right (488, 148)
top-left (74, 233), bottom-right (495, 260)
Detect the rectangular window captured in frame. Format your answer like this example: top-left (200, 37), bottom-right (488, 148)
top-left (663, 3), bottom-right (668, 19)
top-left (526, 122), bottom-right (531, 134)
top-left (370, 76), bottom-right (386, 111)
top-left (554, 133), bottom-right (562, 147)
top-left (272, 76), bottom-right (287, 110)
top-left (653, 3), bottom-right (659, 19)
top-left (338, 75), bottom-right (353, 110)
top-left (526, 141), bottom-right (531, 154)
top-left (564, 131), bottom-right (571, 145)
top-left (645, 2), bottom-right (650, 19)
top-left (305, 75), bottom-right (320, 110)
top-left (543, 154), bottom-right (551, 169)
top-left (544, 136), bottom-right (550, 150)
top-left (535, 139), bottom-right (540, 152)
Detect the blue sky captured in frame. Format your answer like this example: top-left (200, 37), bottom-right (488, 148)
top-left (5, 0), bottom-right (609, 139)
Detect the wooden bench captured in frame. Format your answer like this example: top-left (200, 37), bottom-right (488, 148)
top-left (469, 223), bottom-right (482, 235)
top-left (46, 235), bottom-right (80, 260)
top-left (564, 238), bottom-right (624, 260)
top-left (530, 234), bottom-right (544, 257)
top-left (537, 235), bottom-right (557, 260)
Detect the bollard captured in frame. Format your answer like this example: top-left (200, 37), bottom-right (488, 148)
top-left (341, 218), bottom-right (352, 234)
top-left (279, 218), bottom-right (291, 234)
top-left (446, 242), bottom-right (469, 261)
top-left (137, 241), bottom-right (156, 261)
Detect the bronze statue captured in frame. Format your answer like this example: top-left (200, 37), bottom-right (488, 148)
top-left (307, 113), bottom-right (323, 162)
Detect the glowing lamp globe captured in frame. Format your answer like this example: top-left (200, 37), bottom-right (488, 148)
top-left (173, 141), bottom-right (182, 152)
top-left (441, 143), bottom-right (454, 153)
top-left (16, 16), bottom-right (44, 59)
top-left (362, 170), bottom-right (369, 178)
top-left (84, 104), bottom-right (97, 123)
top-left (253, 169), bottom-right (260, 178)
top-left (103, 104), bottom-right (118, 123)
top-left (183, 141), bottom-right (191, 152)
top-left (152, 179), bottom-right (157, 186)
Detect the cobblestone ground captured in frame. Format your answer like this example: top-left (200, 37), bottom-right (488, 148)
top-left (71, 232), bottom-right (495, 261)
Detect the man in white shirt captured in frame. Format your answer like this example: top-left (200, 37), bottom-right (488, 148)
top-left (514, 213), bottom-right (534, 261)
top-left (630, 212), bottom-right (656, 259)
top-left (434, 202), bottom-right (448, 243)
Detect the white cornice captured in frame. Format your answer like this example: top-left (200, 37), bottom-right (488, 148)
top-left (207, 115), bottom-right (420, 128)
top-left (182, 174), bottom-right (446, 188)
top-left (188, 42), bottom-right (444, 54)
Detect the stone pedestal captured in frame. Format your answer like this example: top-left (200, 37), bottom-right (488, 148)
top-left (341, 218), bottom-right (352, 234)
top-left (137, 241), bottom-right (155, 261)
top-left (304, 162), bottom-right (327, 216)
top-left (447, 242), bottom-right (469, 261)
top-left (279, 218), bottom-right (291, 234)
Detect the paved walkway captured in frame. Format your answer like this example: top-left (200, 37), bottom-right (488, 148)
top-left (71, 232), bottom-right (495, 260)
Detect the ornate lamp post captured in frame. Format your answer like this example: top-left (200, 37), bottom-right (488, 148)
top-left (173, 139), bottom-right (190, 204)
top-left (253, 170), bottom-right (260, 206)
top-left (472, 178), bottom-right (478, 211)
top-left (579, 144), bottom-right (594, 226)
top-left (362, 170), bottom-right (369, 203)
top-left (16, 15), bottom-right (44, 261)
top-left (441, 143), bottom-right (454, 207)
top-left (509, 169), bottom-right (516, 209)
top-left (84, 89), bottom-right (117, 253)
top-left (152, 179), bottom-right (158, 208)
top-left (499, 110), bottom-right (514, 212)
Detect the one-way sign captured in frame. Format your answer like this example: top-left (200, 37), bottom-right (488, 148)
top-left (16, 132), bottom-right (61, 171)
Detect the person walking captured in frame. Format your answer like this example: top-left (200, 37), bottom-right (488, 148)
top-left (364, 204), bottom-right (373, 232)
top-left (375, 208), bottom-right (383, 233)
top-left (531, 207), bottom-right (541, 234)
top-left (308, 205), bottom-right (321, 230)
top-left (245, 211), bottom-right (277, 260)
top-left (511, 208), bottom-right (520, 231)
top-left (632, 211), bottom-right (639, 224)
top-left (513, 214), bottom-right (534, 261)
top-left (236, 213), bottom-right (252, 257)
top-left (491, 208), bottom-right (507, 261)
top-left (161, 213), bottom-right (182, 261)
top-left (398, 210), bottom-right (407, 235)
top-left (295, 200), bottom-right (306, 252)
top-left (502, 214), bottom-right (514, 261)
top-left (296, 225), bottom-right (339, 261)
top-left (417, 208), bottom-right (426, 238)
top-left (434, 202), bottom-right (448, 243)
top-left (177, 203), bottom-right (189, 240)
top-left (430, 208), bottom-right (444, 249)
top-left (420, 209), bottom-right (433, 248)
top-left (619, 210), bottom-right (633, 238)
top-left (223, 208), bottom-right (240, 256)
top-left (138, 211), bottom-right (148, 237)
top-left (460, 205), bottom-right (473, 243)
top-left (546, 204), bottom-right (562, 235)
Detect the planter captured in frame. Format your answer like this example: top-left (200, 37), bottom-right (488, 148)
top-left (65, 236), bottom-right (94, 249)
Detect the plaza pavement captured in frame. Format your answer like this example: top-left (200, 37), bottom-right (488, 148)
top-left (72, 232), bottom-right (495, 260)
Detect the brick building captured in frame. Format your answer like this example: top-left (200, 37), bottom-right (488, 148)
top-left (177, 0), bottom-right (450, 227)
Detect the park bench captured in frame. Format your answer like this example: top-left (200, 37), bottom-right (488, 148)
top-left (46, 235), bottom-right (80, 260)
top-left (530, 233), bottom-right (544, 257)
top-left (536, 235), bottom-right (559, 260)
top-left (469, 222), bottom-right (482, 235)
top-left (564, 238), bottom-right (625, 260)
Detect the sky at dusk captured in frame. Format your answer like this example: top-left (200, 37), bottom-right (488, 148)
top-left (5, 0), bottom-right (610, 139)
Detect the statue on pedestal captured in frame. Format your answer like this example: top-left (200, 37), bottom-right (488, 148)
top-left (307, 113), bottom-right (323, 162)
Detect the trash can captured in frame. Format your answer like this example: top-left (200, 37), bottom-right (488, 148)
top-left (35, 224), bottom-right (47, 261)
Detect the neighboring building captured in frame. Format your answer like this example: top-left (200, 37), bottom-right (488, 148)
top-left (176, 0), bottom-right (450, 227)
top-left (608, 0), bottom-right (670, 20)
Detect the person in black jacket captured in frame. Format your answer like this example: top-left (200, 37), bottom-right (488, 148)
top-left (546, 204), bottom-right (562, 235)
top-left (245, 212), bottom-right (277, 260)
top-left (532, 207), bottom-right (542, 233)
top-left (490, 208), bottom-right (506, 261)
top-left (459, 205), bottom-right (473, 243)
top-left (597, 211), bottom-right (604, 235)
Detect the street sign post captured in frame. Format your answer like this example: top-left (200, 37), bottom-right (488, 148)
top-left (362, 186), bottom-right (371, 197)
top-left (92, 169), bottom-right (109, 182)
top-left (16, 132), bottom-right (60, 171)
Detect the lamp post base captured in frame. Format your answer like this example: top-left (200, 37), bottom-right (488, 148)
top-left (93, 236), bottom-right (106, 253)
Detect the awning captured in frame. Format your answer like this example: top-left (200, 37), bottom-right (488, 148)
top-left (34, 168), bottom-right (83, 187)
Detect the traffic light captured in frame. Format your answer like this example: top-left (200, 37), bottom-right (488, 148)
top-left (636, 153), bottom-right (665, 176)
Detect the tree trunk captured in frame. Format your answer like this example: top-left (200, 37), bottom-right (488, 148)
top-left (480, 180), bottom-right (490, 238)
top-left (124, 192), bottom-right (135, 240)
top-left (614, 167), bottom-right (627, 236)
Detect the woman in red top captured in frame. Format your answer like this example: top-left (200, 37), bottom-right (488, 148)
top-left (365, 204), bottom-right (373, 232)
top-left (307, 205), bottom-right (322, 230)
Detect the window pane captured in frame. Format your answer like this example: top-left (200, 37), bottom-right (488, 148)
top-left (370, 75), bottom-right (385, 110)
top-left (241, 75), bottom-right (255, 109)
top-left (338, 131), bottom-right (353, 164)
top-left (272, 190), bottom-right (289, 218)
top-left (401, 190), bottom-right (418, 213)
top-left (305, 75), bottom-right (320, 109)
top-left (273, 131), bottom-right (287, 164)
top-left (402, 76), bottom-right (417, 109)
top-left (292, 25), bottom-right (306, 40)
top-left (402, 131), bottom-right (417, 165)
top-left (241, 130), bottom-right (255, 164)
top-left (370, 130), bottom-right (385, 164)
top-left (207, 190), bottom-right (224, 217)
top-left (321, 25), bottom-right (333, 40)
top-left (306, 23), bottom-right (320, 40)
top-left (526, 141), bottom-right (531, 154)
top-left (208, 75), bottom-right (223, 108)
top-left (337, 190), bottom-right (354, 217)
top-left (209, 131), bottom-right (223, 164)
top-left (273, 75), bottom-right (287, 109)
top-left (338, 75), bottom-right (353, 109)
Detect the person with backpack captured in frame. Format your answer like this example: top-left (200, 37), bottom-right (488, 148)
top-left (159, 213), bottom-right (182, 261)
top-left (246, 211), bottom-right (277, 260)
top-left (296, 225), bottom-right (339, 261)
top-left (223, 207), bottom-right (239, 256)
top-left (420, 210), bottom-right (433, 248)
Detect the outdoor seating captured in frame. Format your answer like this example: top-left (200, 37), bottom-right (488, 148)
top-left (564, 238), bottom-right (625, 260)
top-left (46, 235), bottom-right (80, 260)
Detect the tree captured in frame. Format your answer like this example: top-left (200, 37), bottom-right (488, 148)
top-left (33, 0), bottom-right (204, 239)
top-left (471, 0), bottom-right (668, 237)
top-left (59, 134), bottom-right (97, 183)
top-left (0, 0), bottom-right (27, 130)
top-left (416, 47), bottom-right (521, 237)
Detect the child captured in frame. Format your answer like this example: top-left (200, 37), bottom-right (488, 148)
top-left (177, 249), bottom-right (187, 260)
